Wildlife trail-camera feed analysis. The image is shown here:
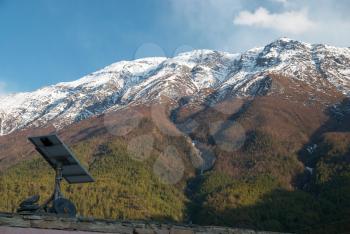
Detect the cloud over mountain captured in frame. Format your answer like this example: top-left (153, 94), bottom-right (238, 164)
top-left (233, 7), bottom-right (315, 34)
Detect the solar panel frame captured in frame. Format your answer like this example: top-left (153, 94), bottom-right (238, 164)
top-left (28, 134), bottom-right (95, 184)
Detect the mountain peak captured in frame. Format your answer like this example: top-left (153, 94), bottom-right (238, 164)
top-left (276, 37), bottom-right (294, 42)
top-left (267, 37), bottom-right (312, 49)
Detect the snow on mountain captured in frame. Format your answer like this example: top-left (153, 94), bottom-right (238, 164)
top-left (0, 38), bottom-right (349, 136)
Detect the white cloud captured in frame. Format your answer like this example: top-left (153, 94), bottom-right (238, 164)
top-left (167, 0), bottom-right (349, 51)
top-left (233, 7), bottom-right (315, 34)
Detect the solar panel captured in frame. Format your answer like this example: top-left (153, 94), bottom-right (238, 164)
top-left (28, 134), bottom-right (95, 184)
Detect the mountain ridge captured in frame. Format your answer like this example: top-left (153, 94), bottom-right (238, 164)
top-left (0, 38), bottom-right (349, 136)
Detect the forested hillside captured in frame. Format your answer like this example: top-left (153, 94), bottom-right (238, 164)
top-left (1, 102), bottom-right (349, 234)
top-left (0, 138), bottom-right (188, 221)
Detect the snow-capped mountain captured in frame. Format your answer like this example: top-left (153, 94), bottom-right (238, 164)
top-left (0, 38), bottom-right (349, 136)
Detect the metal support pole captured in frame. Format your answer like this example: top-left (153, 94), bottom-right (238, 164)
top-left (39, 164), bottom-right (63, 211)
top-left (54, 164), bottom-right (63, 201)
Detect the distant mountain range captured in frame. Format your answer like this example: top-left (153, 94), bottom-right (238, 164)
top-left (0, 37), bottom-right (349, 136)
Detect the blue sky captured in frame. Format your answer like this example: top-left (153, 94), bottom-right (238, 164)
top-left (0, 0), bottom-right (349, 94)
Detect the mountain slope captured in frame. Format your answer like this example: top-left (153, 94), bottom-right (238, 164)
top-left (0, 38), bottom-right (349, 136)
